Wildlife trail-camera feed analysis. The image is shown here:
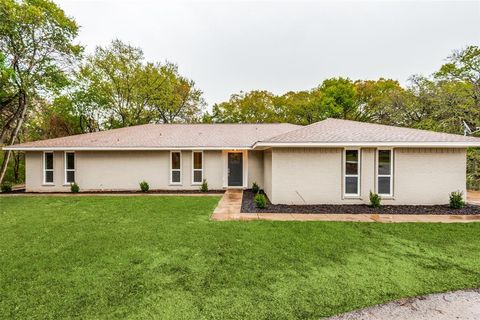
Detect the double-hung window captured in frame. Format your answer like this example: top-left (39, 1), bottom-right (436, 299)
top-left (377, 149), bottom-right (393, 196)
top-left (192, 151), bottom-right (203, 184)
top-left (344, 149), bottom-right (360, 196)
top-left (170, 151), bottom-right (182, 184)
top-left (43, 152), bottom-right (54, 184)
top-left (65, 152), bottom-right (75, 184)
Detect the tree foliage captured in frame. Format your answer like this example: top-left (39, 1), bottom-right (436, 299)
top-left (0, 0), bottom-right (81, 182)
top-left (73, 40), bottom-right (204, 129)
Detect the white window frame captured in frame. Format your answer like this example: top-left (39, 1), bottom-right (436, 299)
top-left (170, 151), bottom-right (182, 185)
top-left (376, 148), bottom-right (394, 197)
top-left (64, 151), bottom-right (76, 185)
top-left (191, 151), bottom-right (203, 185)
top-left (343, 148), bottom-right (361, 197)
top-left (43, 151), bottom-right (54, 185)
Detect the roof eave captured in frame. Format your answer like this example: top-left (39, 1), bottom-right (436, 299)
top-left (252, 141), bottom-right (480, 149)
top-left (2, 146), bottom-right (252, 151)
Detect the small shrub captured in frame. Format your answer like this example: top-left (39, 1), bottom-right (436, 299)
top-left (252, 182), bottom-right (260, 194)
top-left (254, 193), bottom-right (267, 209)
top-left (369, 191), bottom-right (381, 208)
top-left (449, 191), bottom-right (465, 209)
top-left (139, 181), bottom-right (149, 192)
top-left (70, 182), bottom-right (80, 193)
top-left (200, 179), bottom-right (208, 192)
top-left (1, 181), bottom-right (13, 193)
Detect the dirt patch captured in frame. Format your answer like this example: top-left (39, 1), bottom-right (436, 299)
top-left (326, 288), bottom-right (480, 320)
top-left (241, 190), bottom-right (480, 215)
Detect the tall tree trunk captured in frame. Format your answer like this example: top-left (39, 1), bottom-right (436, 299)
top-left (0, 92), bottom-right (27, 184)
top-left (13, 151), bottom-right (21, 182)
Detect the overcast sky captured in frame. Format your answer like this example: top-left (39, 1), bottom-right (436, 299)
top-left (55, 0), bottom-right (480, 107)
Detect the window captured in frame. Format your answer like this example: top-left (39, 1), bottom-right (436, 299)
top-left (192, 151), bottom-right (203, 184)
top-left (43, 152), bottom-right (54, 184)
top-left (377, 149), bottom-right (393, 196)
top-left (65, 152), bottom-right (75, 184)
top-left (344, 149), bottom-right (360, 196)
top-left (170, 151), bottom-right (182, 184)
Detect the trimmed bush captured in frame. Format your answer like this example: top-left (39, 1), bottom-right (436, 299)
top-left (140, 181), bottom-right (149, 192)
top-left (252, 182), bottom-right (260, 194)
top-left (200, 179), bottom-right (208, 192)
top-left (449, 191), bottom-right (465, 209)
top-left (70, 182), bottom-right (80, 193)
top-left (369, 191), bottom-right (381, 208)
top-left (1, 181), bottom-right (13, 193)
top-left (254, 193), bottom-right (267, 209)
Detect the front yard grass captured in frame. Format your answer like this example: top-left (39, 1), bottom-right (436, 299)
top-left (1, 196), bottom-right (479, 319)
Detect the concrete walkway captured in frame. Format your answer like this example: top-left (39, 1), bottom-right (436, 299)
top-left (211, 190), bottom-right (480, 223)
top-left (210, 189), bottom-right (246, 220)
top-left (327, 289), bottom-right (480, 320)
top-left (468, 190), bottom-right (480, 206)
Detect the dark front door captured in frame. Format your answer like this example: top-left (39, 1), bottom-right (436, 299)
top-left (228, 153), bottom-right (243, 187)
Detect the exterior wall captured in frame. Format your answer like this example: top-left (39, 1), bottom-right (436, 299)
top-left (26, 151), bottom-right (70, 192)
top-left (270, 148), bottom-right (344, 204)
top-left (248, 150), bottom-right (264, 188)
top-left (269, 147), bottom-right (467, 205)
top-left (24, 147), bottom-right (467, 204)
top-left (263, 150), bottom-right (273, 200)
top-left (25, 150), bottom-right (225, 192)
top-left (390, 148), bottom-right (466, 205)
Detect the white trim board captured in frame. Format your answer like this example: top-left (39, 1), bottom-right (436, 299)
top-left (253, 141), bottom-right (480, 149)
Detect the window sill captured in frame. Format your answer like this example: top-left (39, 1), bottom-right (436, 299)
top-left (42, 183), bottom-right (55, 186)
top-left (343, 195), bottom-right (361, 200)
top-left (380, 196), bottom-right (395, 200)
top-left (169, 183), bottom-right (183, 186)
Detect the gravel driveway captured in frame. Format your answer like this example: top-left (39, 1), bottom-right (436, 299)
top-left (326, 289), bottom-right (480, 320)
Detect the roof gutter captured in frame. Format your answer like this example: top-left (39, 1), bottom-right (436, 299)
top-left (252, 141), bottom-right (480, 149)
top-left (2, 146), bottom-right (252, 151)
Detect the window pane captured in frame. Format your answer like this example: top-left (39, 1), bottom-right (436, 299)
top-left (66, 153), bottom-right (75, 170)
top-left (45, 171), bottom-right (54, 183)
top-left (345, 150), bottom-right (358, 175)
top-left (171, 152), bottom-right (181, 169)
top-left (378, 150), bottom-right (391, 175)
top-left (345, 177), bottom-right (358, 194)
top-left (45, 153), bottom-right (53, 169)
top-left (378, 177), bottom-right (391, 195)
top-left (193, 152), bottom-right (202, 169)
top-left (66, 171), bottom-right (75, 183)
top-left (193, 170), bottom-right (202, 183)
top-left (172, 170), bottom-right (181, 183)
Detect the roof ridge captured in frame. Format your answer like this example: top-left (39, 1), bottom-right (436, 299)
top-left (257, 118), bottom-right (327, 142)
top-left (324, 118), bottom-right (474, 138)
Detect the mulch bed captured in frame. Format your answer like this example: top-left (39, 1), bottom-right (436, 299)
top-left (241, 190), bottom-right (480, 215)
top-left (2, 189), bottom-right (225, 195)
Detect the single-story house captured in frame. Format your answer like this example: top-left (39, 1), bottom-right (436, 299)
top-left (4, 118), bottom-right (480, 205)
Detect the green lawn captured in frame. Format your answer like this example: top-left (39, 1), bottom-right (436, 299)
top-left (1, 196), bottom-right (479, 319)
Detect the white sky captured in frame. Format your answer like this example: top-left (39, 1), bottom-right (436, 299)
top-left (55, 0), bottom-right (480, 107)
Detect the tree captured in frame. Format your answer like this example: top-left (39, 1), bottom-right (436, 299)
top-left (276, 90), bottom-right (323, 125)
top-left (354, 78), bottom-right (405, 123)
top-left (435, 45), bottom-right (480, 106)
top-left (148, 63), bottom-right (205, 123)
top-left (75, 40), bottom-right (204, 129)
top-left (204, 90), bottom-right (279, 123)
top-left (317, 77), bottom-right (357, 119)
top-left (0, 0), bottom-right (81, 183)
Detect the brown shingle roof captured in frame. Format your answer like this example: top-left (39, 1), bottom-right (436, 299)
top-left (5, 123), bottom-right (300, 150)
top-left (257, 118), bottom-right (480, 146)
top-left (4, 119), bottom-right (480, 151)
